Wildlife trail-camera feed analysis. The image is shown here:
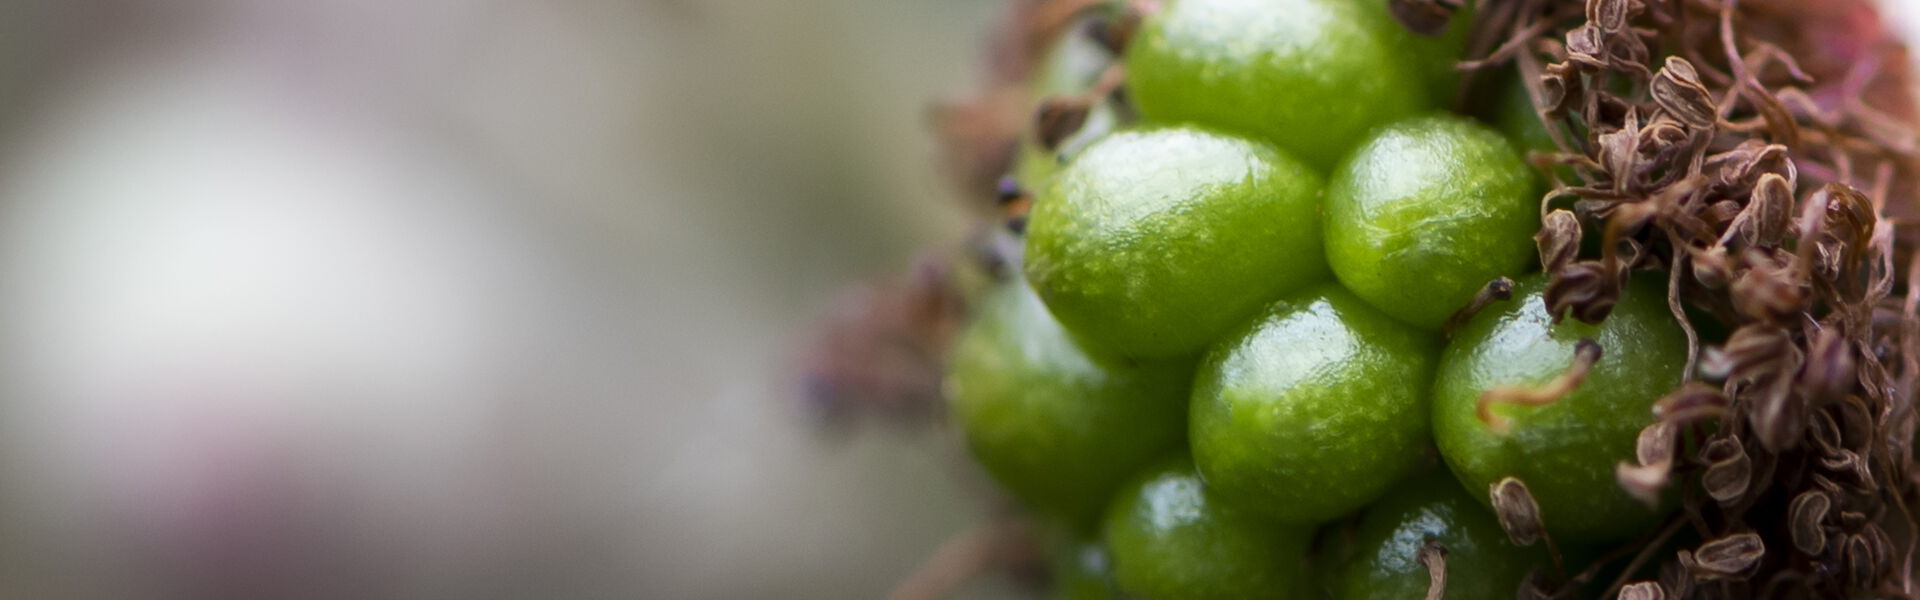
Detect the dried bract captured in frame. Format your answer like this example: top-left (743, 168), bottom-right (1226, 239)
top-left (1491, 477), bottom-right (1548, 547)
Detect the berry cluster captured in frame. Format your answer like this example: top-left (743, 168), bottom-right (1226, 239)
top-left (942, 0), bottom-right (1705, 597)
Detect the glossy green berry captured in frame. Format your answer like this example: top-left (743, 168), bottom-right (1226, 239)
top-left (945, 281), bottom-right (1190, 528)
top-left (1334, 470), bottom-right (1544, 600)
top-left (1357, 0), bottom-right (1474, 103)
top-left (1432, 275), bottom-right (1687, 542)
top-left (1326, 114), bottom-right (1539, 330)
top-left (1103, 458), bottom-right (1312, 600)
top-left (1190, 284), bottom-right (1436, 523)
top-left (1023, 125), bottom-right (1325, 359)
top-left (1127, 0), bottom-right (1428, 168)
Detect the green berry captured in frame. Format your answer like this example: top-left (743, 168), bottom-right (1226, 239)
top-left (1190, 284), bottom-right (1436, 523)
top-left (1326, 114), bottom-right (1539, 330)
top-left (1103, 458), bottom-right (1312, 599)
top-left (1126, 0), bottom-right (1428, 168)
top-left (1334, 470), bottom-right (1545, 600)
top-left (945, 281), bottom-right (1190, 528)
top-left (1023, 125), bottom-right (1325, 358)
top-left (1432, 275), bottom-right (1687, 542)
top-left (1358, 0), bottom-right (1475, 103)
top-left (1047, 532), bottom-right (1120, 600)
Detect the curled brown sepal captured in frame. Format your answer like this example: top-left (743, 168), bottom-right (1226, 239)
top-left (1537, 210), bottom-right (1582, 274)
top-left (1617, 581), bottom-right (1666, 600)
top-left (1477, 339), bottom-right (1601, 434)
top-left (1720, 173), bottom-right (1793, 249)
top-left (1442, 277), bottom-right (1514, 338)
top-left (1688, 533), bottom-right (1765, 578)
top-left (1490, 477), bottom-right (1548, 548)
top-left (1649, 57), bottom-right (1716, 130)
top-left (1388, 0), bottom-right (1461, 37)
top-left (1417, 538), bottom-right (1448, 600)
top-left (1652, 381), bottom-right (1729, 423)
top-left (1788, 489), bottom-right (1831, 555)
top-left (1585, 0), bottom-right (1634, 33)
top-left (1699, 437), bottom-right (1752, 504)
top-left (1729, 249), bottom-right (1809, 324)
top-left (1545, 262), bottom-right (1619, 324)
top-left (1703, 325), bottom-right (1798, 384)
top-left (1689, 245), bottom-right (1730, 290)
top-left (1798, 328), bottom-right (1853, 403)
top-left (1617, 421), bottom-right (1676, 508)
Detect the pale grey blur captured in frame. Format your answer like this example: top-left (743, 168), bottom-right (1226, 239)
top-left (0, 1), bottom-right (1010, 598)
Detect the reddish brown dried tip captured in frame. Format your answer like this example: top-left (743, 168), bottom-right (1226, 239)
top-left (1477, 339), bottom-right (1601, 433)
top-left (1441, 276), bottom-right (1514, 337)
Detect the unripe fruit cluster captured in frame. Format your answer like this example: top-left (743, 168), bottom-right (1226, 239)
top-left (944, 0), bottom-right (1691, 597)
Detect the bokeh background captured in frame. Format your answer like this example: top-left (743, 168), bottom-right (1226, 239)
top-left (0, 1), bottom-right (1915, 599)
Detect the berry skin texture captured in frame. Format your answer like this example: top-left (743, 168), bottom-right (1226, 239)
top-left (1023, 125), bottom-right (1325, 359)
top-left (1326, 114), bottom-right (1539, 330)
top-left (1126, 0), bottom-right (1428, 168)
top-left (1334, 471), bottom-right (1544, 600)
top-left (1356, 0), bottom-right (1474, 103)
top-left (945, 281), bottom-right (1191, 529)
top-left (1189, 284), bottom-right (1436, 524)
top-left (1103, 458), bottom-right (1312, 600)
top-left (1047, 533), bottom-right (1119, 600)
top-left (1432, 276), bottom-right (1687, 542)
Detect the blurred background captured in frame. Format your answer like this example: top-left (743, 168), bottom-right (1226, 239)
top-left (0, 1), bottom-right (1915, 599)
top-left (0, 0), bottom-right (1011, 598)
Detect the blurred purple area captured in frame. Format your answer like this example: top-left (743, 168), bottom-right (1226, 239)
top-left (0, 0), bottom-right (1014, 598)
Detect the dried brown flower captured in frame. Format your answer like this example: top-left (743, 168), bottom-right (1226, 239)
top-left (1491, 476), bottom-right (1548, 548)
top-left (1691, 533), bottom-right (1765, 578)
top-left (1788, 489), bottom-right (1830, 554)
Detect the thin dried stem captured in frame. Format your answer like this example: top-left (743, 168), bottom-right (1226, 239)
top-left (1477, 339), bottom-right (1602, 434)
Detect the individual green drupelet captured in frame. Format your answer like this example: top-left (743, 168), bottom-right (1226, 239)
top-left (1046, 532), bottom-right (1120, 600)
top-left (1432, 275), bottom-right (1687, 542)
top-left (1023, 125), bottom-right (1325, 359)
top-left (1103, 458), bottom-right (1313, 600)
top-left (945, 281), bottom-right (1190, 529)
top-left (1189, 283), bottom-right (1436, 524)
top-left (1126, 0), bottom-right (1429, 168)
top-left (1333, 470), bottom-right (1546, 600)
top-left (1325, 114), bottom-right (1539, 330)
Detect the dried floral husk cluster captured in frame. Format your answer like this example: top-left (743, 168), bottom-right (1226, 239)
top-left (1462, 0), bottom-right (1920, 596)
